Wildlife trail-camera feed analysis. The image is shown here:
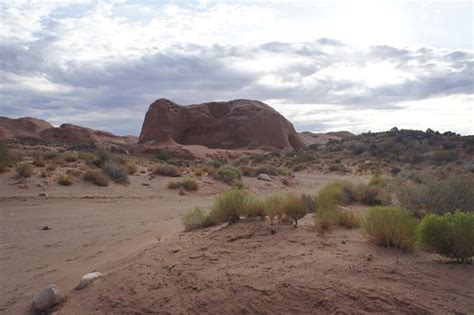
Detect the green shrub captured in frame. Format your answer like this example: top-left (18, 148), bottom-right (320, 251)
top-left (417, 211), bottom-right (474, 263)
top-left (102, 161), bottom-right (129, 184)
top-left (0, 141), bottom-right (12, 172)
top-left (264, 195), bottom-right (285, 225)
top-left (182, 207), bottom-right (215, 231)
top-left (57, 175), bottom-right (74, 186)
top-left (368, 173), bottom-right (388, 188)
top-left (245, 198), bottom-right (266, 218)
top-left (361, 206), bottom-right (418, 251)
top-left (239, 165), bottom-right (256, 177)
top-left (44, 152), bottom-right (59, 160)
top-left (315, 208), bottom-right (341, 236)
top-left (316, 181), bottom-right (353, 211)
top-left (210, 189), bottom-right (250, 224)
top-left (169, 178), bottom-right (198, 191)
top-left (78, 152), bottom-right (97, 164)
top-left (83, 170), bottom-right (109, 187)
top-left (214, 165), bottom-right (241, 184)
top-left (16, 163), bottom-right (34, 177)
top-left (395, 174), bottom-right (474, 216)
top-left (157, 149), bottom-right (173, 161)
top-left (153, 164), bottom-right (182, 177)
top-left (283, 193), bottom-right (307, 227)
top-left (254, 164), bottom-right (279, 176)
top-left (301, 194), bottom-right (316, 212)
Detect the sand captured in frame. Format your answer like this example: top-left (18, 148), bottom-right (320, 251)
top-left (0, 168), bottom-right (364, 314)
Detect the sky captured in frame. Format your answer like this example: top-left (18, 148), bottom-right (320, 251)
top-left (0, 0), bottom-right (473, 136)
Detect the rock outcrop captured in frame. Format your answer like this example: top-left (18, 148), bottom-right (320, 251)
top-left (139, 99), bottom-right (304, 149)
top-left (0, 117), bottom-right (137, 145)
top-left (0, 117), bottom-right (53, 141)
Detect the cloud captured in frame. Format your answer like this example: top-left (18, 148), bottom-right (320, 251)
top-left (0, 1), bottom-right (473, 135)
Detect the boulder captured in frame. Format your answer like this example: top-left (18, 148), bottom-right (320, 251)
top-left (32, 284), bottom-right (64, 312)
top-left (76, 272), bottom-right (103, 290)
top-left (257, 173), bottom-right (271, 181)
top-left (138, 98), bottom-right (304, 150)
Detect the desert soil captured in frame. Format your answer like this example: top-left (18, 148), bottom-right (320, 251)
top-left (59, 218), bottom-right (474, 314)
top-left (0, 169), bottom-right (364, 314)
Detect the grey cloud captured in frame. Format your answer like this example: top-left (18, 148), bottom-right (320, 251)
top-left (0, 37), bottom-right (472, 135)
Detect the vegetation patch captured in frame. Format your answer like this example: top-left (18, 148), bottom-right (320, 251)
top-left (168, 178), bottom-right (198, 191)
top-left (214, 165), bottom-right (241, 184)
top-left (0, 141), bottom-right (13, 172)
top-left (16, 163), bottom-right (34, 178)
top-left (417, 211), bottom-right (474, 263)
top-left (361, 206), bottom-right (418, 251)
top-left (182, 207), bottom-right (215, 231)
top-left (102, 161), bottom-right (129, 184)
top-left (83, 170), bottom-right (110, 187)
top-left (210, 189), bottom-right (250, 224)
top-left (153, 164), bottom-right (182, 177)
top-left (57, 175), bottom-right (74, 186)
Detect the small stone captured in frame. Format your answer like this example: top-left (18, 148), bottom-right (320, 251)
top-left (142, 183), bottom-right (150, 186)
top-left (41, 225), bottom-right (51, 231)
top-left (341, 240), bottom-right (346, 244)
top-left (32, 284), bottom-right (64, 312)
top-left (76, 272), bottom-right (103, 290)
top-left (39, 192), bottom-right (49, 197)
top-left (257, 173), bottom-right (271, 181)
top-left (364, 160), bottom-right (372, 166)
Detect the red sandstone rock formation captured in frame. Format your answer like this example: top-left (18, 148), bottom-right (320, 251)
top-left (139, 99), bottom-right (304, 149)
top-left (0, 117), bottom-right (53, 141)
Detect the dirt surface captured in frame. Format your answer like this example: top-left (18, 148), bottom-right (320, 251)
top-left (59, 218), bottom-right (474, 314)
top-left (0, 169), bottom-right (363, 314)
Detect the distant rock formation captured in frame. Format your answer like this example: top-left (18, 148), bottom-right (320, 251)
top-left (298, 131), bottom-right (354, 146)
top-left (0, 117), bottom-right (53, 141)
top-left (0, 117), bottom-right (136, 145)
top-left (139, 98), bottom-right (304, 149)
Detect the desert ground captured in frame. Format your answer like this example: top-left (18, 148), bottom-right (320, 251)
top-left (0, 164), bottom-right (368, 314)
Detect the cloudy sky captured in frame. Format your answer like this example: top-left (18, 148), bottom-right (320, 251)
top-left (1, 0), bottom-right (473, 136)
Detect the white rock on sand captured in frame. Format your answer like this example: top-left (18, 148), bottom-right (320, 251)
top-left (257, 173), bottom-right (271, 181)
top-left (32, 284), bottom-right (64, 312)
top-left (76, 272), bottom-right (104, 290)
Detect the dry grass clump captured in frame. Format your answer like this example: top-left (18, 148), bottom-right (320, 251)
top-left (153, 164), bottom-right (182, 177)
top-left (182, 207), bottom-right (215, 231)
top-left (57, 175), bottom-right (74, 186)
top-left (33, 159), bottom-right (46, 167)
top-left (210, 189), bottom-right (250, 224)
top-left (64, 153), bottom-right (78, 163)
top-left (83, 170), bottom-right (109, 187)
top-left (44, 152), bottom-right (59, 160)
top-left (102, 161), bottom-right (129, 184)
top-left (66, 169), bottom-right (83, 178)
top-left (78, 152), bottom-right (97, 164)
top-left (339, 209), bottom-right (360, 228)
top-left (125, 163), bottom-right (138, 175)
top-left (214, 165), bottom-right (241, 184)
top-left (315, 181), bottom-right (353, 211)
top-left (245, 198), bottom-right (266, 218)
top-left (417, 211), bottom-right (474, 263)
top-left (315, 208), bottom-right (341, 236)
top-left (361, 206), bottom-right (418, 251)
top-left (168, 178), bottom-right (198, 191)
top-left (264, 195), bottom-right (285, 225)
top-left (354, 184), bottom-right (383, 206)
top-left (16, 163), bottom-right (34, 178)
top-left (0, 141), bottom-right (13, 173)
top-left (282, 192), bottom-right (308, 227)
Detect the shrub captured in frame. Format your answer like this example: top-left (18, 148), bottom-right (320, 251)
top-left (245, 198), bottom-right (266, 218)
top-left (264, 195), bottom-right (285, 225)
top-left (316, 181), bottom-right (353, 211)
top-left (339, 209), bottom-right (359, 228)
top-left (182, 207), bottom-right (215, 231)
top-left (153, 164), bottom-right (182, 177)
top-left (57, 175), bottom-right (73, 186)
top-left (211, 189), bottom-right (250, 224)
top-left (33, 159), bottom-right (46, 167)
top-left (125, 163), bottom-right (138, 175)
top-left (157, 149), bottom-right (173, 161)
top-left (254, 164), bottom-right (279, 176)
top-left (16, 163), bottom-right (34, 177)
top-left (44, 152), bottom-right (59, 160)
top-left (395, 175), bottom-right (474, 216)
top-left (417, 211), bottom-right (474, 263)
top-left (0, 141), bottom-right (12, 172)
top-left (355, 184), bottom-right (383, 206)
top-left (368, 173), bottom-right (387, 188)
top-left (361, 206), bottom-right (418, 251)
top-left (214, 165), bottom-right (241, 184)
top-left (78, 152), bottom-right (97, 164)
top-left (83, 170), bottom-right (109, 187)
top-left (283, 193), bottom-right (307, 227)
top-left (64, 153), bottom-right (78, 163)
top-left (102, 161), bottom-right (129, 184)
top-left (301, 194), bottom-right (316, 212)
top-left (315, 208), bottom-right (340, 236)
top-left (239, 165), bottom-right (256, 177)
top-left (169, 178), bottom-right (198, 191)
